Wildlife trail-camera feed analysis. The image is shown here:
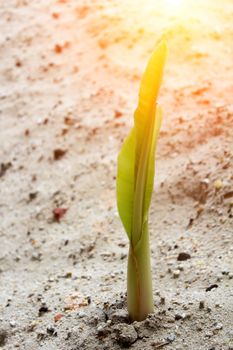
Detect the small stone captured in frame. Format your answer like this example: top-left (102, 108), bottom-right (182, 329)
top-left (47, 276), bottom-right (54, 284)
top-left (9, 320), bottom-right (16, 328)
top-left (229, 273), bottom-right (233, 279)
top-left (214, 179), bottom-right (223, 190)
top-left (54, 44), bottom-right (63, 54)
top-left (114, 110), bottom-right (123, 118)
top-left (38, 305), bottom-right (49, 316)
top-left (31, 252), bottom-right (42, 261)
top-left (160, 296), bottom-right (166, 305)
top-left (177, 252), bottom-right (191, 261)
top-left (215, 303), bottom-right (222, 308)
top-left (205, 331), bottom-right (213, 338)
top-left (53, 149), bottom-right (67, 160)
top-left (54, 313), bottom-right (63, 323)
top-left (46, 325), bottom-right (57, 336)
top-left (53, 207), bottom-right (68, 221)
top-left (64, 272), bottom-right (72, 278)
top-left (97, 323), bottom-right (111, 337)
top-left (199, 300), bottom-right (205, 309)
top-left (36, 331), bottom-right (47, 341)
top-left (206, 284), bottom-right (218, 292)
top-left (173, 270), bottom-right (180, 278)
top-left (201, 178), bottom-right (210, 186)
top-left (214, 323), bottom-right (223, 331)
top-left (166, 333), bottom-right (176, 343)
top-left (97, 325), bottom-right (104, 334)
top-left (114, 323), bottom-right (138, 346)
top-left (110, 309), bottom-right (129, 324)
top-left (175, 313), bottom-right (186, 320)
top-left (77, 311), bottom-right (86, 318)
top-left (28, 192), bottom-right (38, 201)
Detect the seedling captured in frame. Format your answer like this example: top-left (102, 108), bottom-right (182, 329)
top-left (116, 41), bottom-right (167, 321)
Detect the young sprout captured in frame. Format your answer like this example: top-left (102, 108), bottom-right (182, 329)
top-left (116, 41), bottom-right (167, 321)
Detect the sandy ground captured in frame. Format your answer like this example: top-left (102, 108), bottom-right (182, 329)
top-left (0, 0), bottom-right (233, 349)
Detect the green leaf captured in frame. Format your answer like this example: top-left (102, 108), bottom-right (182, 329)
top-left (116, 127), bottom-right (136, 238)
top-left (116, 41), bottom-right (167, 244)
top-left (143, 105), bottom-right (163, 226)
top-left (132, 105), bottom-right (162, 246)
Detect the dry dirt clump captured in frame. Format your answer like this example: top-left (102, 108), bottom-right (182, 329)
top-left (0, 0), bottom-right (233, 350)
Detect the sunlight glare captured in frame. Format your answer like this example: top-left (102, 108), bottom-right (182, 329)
top-left (165, 0), bottom-right (183, 9)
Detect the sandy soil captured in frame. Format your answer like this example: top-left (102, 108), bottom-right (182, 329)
top-left (0, 0), bottom-right (233, 349)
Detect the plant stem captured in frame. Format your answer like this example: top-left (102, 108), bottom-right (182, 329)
top-left (127, 223), bottom-right (154, 321)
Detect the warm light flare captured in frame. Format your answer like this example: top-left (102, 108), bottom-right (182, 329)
top-left (165, 0), bottom-right (183, 9)
top-left (162, 0), bottom-right (185, 15)
top-left (127, 0), bottom-right (192, 19)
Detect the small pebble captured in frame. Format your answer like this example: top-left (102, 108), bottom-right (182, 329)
top-left (201, 178), bottom-right (210, 186)
top-left (214, 179), bottom-right (223, 190)
top-left (110, 309), bottom-right (129, 324)
top-left (214, 323), bottom-right (223, 331)
top-left (65, 272), bottom-right (72, 278)
top-left (199, 300), bottom-right (205, 309)
top-left (31, 252), bottom-right (42, 261)
top-left (206, 284), bottom-right (218, 292)
top-left (160, 296), bottom-right (166, 305)
top-left (97, 324), bottom-right (110, 337)
top-left (9, 320), bottom-right (16, 328)
top-left (38, 305), bottom-right (49, 316)
top-left (114, 110), bottom-right (123, 118)
top-left (114, 324), bottom-right (138, 345)
top-left (173, 270), bottom-right (180, 278)
top-left (215, 303), bottom-right (222, 308)
top-left (177, 252), bottom-right (191, 261)
top-left (205, 331), bottom-right (213, 338)
top-left (166, 333), bottom-right (176, 343)
top-left (175, 313), bottom-right (186, 320)
top-left (46, 325), bottom-right (57, 336)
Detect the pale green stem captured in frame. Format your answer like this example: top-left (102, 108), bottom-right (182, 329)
top-left (127, 222), bottom-right (154, 321)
